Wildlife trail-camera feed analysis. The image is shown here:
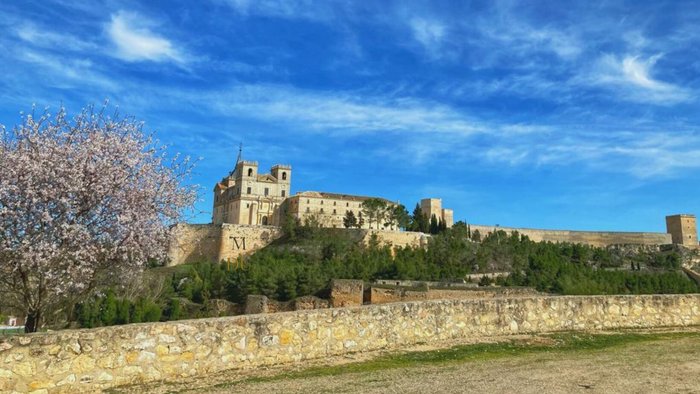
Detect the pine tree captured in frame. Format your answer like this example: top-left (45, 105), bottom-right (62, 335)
top-left (357, 212), bottom-right (365, 228)
top-left (429, 214), bottom-right (439, 234)
top-left (343, 210), bottom-right (358, 228)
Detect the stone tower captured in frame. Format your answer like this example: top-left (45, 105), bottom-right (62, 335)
top-left (420, 198), bottom-right (454, 228)
top-left (665, 214), bottom-right (698, 247)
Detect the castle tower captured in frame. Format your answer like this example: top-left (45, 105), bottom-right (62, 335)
top-left (421, 198), bottom-right (442, 220)
top-left (420, 198), bottom-right (454, 228)
top-left (665, 214), bottom-right (698, 247)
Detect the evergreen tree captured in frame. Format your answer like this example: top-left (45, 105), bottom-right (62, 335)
top-left (410, 203), bottom-right (430, 232)
top-left (429, 214), bottom-right (439, 234)
top-left (356, 212), bottom-right (365, 228)
top-left (361, 198), bottom-right (388, 229)
top-left (343, 210), bottom-right (358, 228)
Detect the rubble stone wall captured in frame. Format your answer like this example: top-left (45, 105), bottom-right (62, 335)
top-left (2, 294), bottom-right (700, 393)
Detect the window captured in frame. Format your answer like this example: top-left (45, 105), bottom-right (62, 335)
top-left (247, 187), bottom-right (251, 194)
top-left (333, 201), bottom-right (336, 206)
top-left (320, 208), bottom-right (324, 213)
top-left (247, 168), bottom-right (253, 177)
top-left (307, 199), bottom-right (310, 204)
top-left (333, 209), bottom-right (337, 214)
top-left (262, 216), bottom-right (268, 225)
top-left (320, 200), bottom-right (324, 205)
top-left (281, 190), bottom-right (286, 197)
top-left (246, 203), bottom-right (250, 208)
top-left (264, 187), bottom-right (269, 196)
top-left (306, 207), bottom-right (310, 213)
top-left (346, 202), bottom-right (349, 207)
top-left (282, 172), bottom-right (287, 180)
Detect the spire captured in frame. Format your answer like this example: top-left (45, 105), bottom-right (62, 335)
top-left (236, 142), bottom-right (243, 165)
top-left (229, 142), bottom-right (243, 177)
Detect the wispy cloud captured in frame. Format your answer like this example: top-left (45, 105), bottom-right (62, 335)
top-left (590, 53), bottom-right (691, 104)
top-left (107, 11), bottom-right (184, 63)
top-left (210, 84), bottom-right (485, 135)
top-left (480, 127), bottom-right (700, 178)
top-left (15, 23), bottom-right (96, 51)
top-left (409, 18), bottom-right (446, 56)
top-left (222, 0), bottom-right (339, 21)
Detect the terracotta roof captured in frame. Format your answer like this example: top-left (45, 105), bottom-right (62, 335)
top-left (295, 191), bottom-right (393, 204)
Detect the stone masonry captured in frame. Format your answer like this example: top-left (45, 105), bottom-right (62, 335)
top-left (1, 294), bottom-right (700, 393)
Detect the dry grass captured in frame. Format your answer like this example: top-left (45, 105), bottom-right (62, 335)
top-left (116, 328), bottom-right (700, 394)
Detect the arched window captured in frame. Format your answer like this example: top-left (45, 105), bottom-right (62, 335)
top-left (262, 216), bottom-right (268, 225)
top-left (247, 168), bottom-right (253, 177)
top-left (282, 172), bottom-right (287, 180)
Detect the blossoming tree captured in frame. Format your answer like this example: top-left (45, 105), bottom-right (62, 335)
top-left (0, 106), bottom-right (198, 332)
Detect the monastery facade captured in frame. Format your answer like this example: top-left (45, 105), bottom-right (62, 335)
top-left (212, 156), bottom-right (453, 230)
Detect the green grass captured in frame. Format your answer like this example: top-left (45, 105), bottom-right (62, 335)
top-left (0, 327), bottom-right (25, 336)
top-left (211, 330), bottom-right (700, 390)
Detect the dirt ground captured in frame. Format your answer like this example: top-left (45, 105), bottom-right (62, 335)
top-left (123, 329), bottom-right (700, 394)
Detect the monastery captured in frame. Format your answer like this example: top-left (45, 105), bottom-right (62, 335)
top-left (167, 154), bottom-right (698, 266)
top-left (211, 154), bottom-right (453, 229)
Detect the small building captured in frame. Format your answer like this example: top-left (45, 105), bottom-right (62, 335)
top-left (2, 315), bottom-right (24, 327)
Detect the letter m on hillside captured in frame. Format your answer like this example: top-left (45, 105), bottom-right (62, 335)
top-left (231, 236), bottom-right (246, 250)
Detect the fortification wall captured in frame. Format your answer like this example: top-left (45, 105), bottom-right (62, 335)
top-left (469, 225), bottom-right (672, 247)
top-left (167, 224), bottom-right (221, 266)
top-left (167, 222), bottom-right (674, 267)
top-left (2, 294), bottom-right (700, 393)
top-left (167, 224), bottom-right (283, 266)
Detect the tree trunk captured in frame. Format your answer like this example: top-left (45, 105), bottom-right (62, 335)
top-left (24, 310), bottom-right (41, 333)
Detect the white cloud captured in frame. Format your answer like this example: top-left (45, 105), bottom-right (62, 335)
top-left (478, 128), bottom-right (700, 178)
top-left (212, 84), bottom-right (485, 135)
top-left (591, 54), bottom-right (691, 104)
top-left (410, 18), bottom-right (446, 50)
top-left (107, 11), bottom-right (184, 63)
top-left (19, 50), bottom-right (117, 90)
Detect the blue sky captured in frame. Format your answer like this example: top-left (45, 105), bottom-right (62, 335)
top-left (1, 1), bottom-right (699, 232)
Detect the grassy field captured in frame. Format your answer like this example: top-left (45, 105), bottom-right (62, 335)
top-left (119, 329), bottom-right (700, 394)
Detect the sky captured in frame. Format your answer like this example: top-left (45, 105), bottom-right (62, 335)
top-left (1, 0), bottom-right (699, 232)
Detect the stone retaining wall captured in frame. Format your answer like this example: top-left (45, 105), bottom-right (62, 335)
top-left (2, 294), bottom-right (699, 393)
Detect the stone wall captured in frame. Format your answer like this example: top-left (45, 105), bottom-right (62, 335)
top-left (329, 279), bottom-right (364, 307)
top-left (168, 225), bottom-right (427, 267)
top-left (369, 286), bottom-right (540, 304)
top-left (469, 225), bottom-right (672, 247)
top-left (167, 223), bottom-right (283, 266)
top-left (244, 295), bottom-right (329, 314)
top-left (2, 294), bottom-right (700, 393)
top-left (362, 229), bottom-right (428, 249)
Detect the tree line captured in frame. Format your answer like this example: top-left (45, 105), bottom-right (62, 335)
top-left (341, 198), bottom-right (447, 234)
top-left (72, 223), bottom-right (698, 328)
